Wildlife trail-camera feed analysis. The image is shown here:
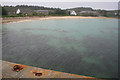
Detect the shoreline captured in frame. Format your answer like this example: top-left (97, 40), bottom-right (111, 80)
top-left (2, 16), bottom-right (118, 24)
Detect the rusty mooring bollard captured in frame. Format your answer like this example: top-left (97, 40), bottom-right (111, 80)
top-left (13, 65), bottom-right (23, 72)
top-left (32, 71), bottom-right (42, 77)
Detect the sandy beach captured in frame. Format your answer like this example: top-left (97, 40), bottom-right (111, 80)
top-left (1, 16), bottom-right (116, 24)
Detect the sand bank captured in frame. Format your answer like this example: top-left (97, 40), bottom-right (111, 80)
top-left (2, 16), bottom-right (116, 24)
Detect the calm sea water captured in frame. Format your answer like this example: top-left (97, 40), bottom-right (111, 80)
top-left (2, 18), bottom-right (118, 78)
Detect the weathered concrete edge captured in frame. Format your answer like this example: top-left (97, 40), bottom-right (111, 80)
top-left (1, 60), bottom-right (97, 79)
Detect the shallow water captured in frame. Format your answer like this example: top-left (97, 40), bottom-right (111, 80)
top-left (2, 18), bottom-right (118, 78)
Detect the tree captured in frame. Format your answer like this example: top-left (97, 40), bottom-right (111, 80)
top-left (2, 7), bottom-right (8, 15)
top-left (68, 11), bottom-right (71, 15)
top-left (54, 9), bottom-right (67, 15)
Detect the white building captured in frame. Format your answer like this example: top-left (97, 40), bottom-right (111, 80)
top-left (16, 9), bottom-right (21, 14)
top-left (70, 11), bottom-right (77, 16)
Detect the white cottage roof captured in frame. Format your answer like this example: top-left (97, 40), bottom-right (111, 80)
top-left (16, 9), bottom-right (21, 14)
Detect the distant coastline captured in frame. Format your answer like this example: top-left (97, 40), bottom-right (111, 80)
top-left (2, 16), bottom-right (118, 24)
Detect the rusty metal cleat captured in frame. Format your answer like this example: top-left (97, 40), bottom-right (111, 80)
top-left (13, 65), bottom-right (23, 72)
top-left (32, 71), bottom-right (42, 77)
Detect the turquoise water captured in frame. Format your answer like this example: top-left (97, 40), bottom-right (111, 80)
top-left (2, 18), bottom-right (118, 78)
